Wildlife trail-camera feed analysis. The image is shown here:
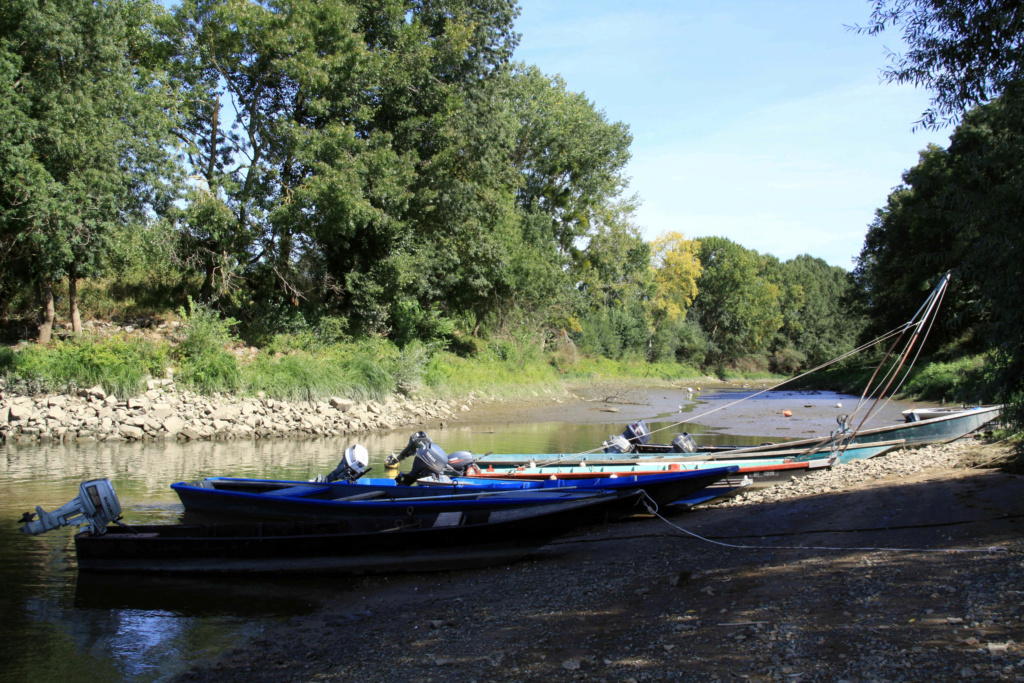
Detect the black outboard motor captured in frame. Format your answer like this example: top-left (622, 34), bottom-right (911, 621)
top-left (386, 431), bottom-right (478, 485)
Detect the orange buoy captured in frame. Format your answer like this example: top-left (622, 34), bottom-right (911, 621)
top-left (783, 410), bottom-right (793, 417)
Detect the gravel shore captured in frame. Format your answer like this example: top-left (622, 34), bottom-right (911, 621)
top-left (175, 439), bottom-right (1024, 683)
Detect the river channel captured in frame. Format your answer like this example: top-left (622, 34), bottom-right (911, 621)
top-left (0, 387), bottom-right (920, 681)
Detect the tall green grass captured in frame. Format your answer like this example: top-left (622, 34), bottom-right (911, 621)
top-left (3, 335), bottom-right (167, 399)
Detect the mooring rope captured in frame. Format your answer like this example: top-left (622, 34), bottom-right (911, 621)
top-left (639, 493), bottom-right (1007, 555)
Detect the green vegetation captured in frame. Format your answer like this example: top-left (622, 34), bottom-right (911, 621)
top-left (2, 0), bottom-right (1022, 430)
top-left (0, 0), bottom-right (864, 386)
top-left (1, 335), bottom-right (167, 399)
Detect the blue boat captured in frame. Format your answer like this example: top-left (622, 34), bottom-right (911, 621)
top-left (171, 465), bottom-right (739, 521)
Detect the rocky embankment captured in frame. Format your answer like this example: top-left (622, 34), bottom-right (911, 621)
top-left (0, 382), bottom-right (482, 446)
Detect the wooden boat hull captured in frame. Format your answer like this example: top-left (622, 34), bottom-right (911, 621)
top-left (75, 491), bottom-right (640, 574)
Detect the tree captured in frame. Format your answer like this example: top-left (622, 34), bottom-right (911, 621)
top-left (851, 144), bottom-right (972, 347)
top-left (852, 89), bottom-right (1024, 418)
top-left (507, 64), bottom-right (633, 262)
top-left (778, 255), bottom-right (862, 368)
top-left (939, 90), bottom-right (1024, 416)
top-left (650, 231), bottom-right (702, 325)
top-left (856, 0), bottom-right (1024, 129)
top-left (164, 0), bottom-right (523, 335)
top-left (689, 237), bottom-right (784, 368)
top-left (0, 0), bottom-right (178, 341)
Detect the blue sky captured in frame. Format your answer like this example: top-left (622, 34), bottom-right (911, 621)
top-left (512, 0), bottom-right (951, 269)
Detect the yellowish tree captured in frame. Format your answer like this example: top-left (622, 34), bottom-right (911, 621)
top-left (650, 231), bottom-right (702, 324)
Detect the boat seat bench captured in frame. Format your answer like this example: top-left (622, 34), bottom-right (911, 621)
top-left (262, 484), bottom-right (331, 498)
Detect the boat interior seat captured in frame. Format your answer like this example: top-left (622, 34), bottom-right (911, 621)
top-left (330, 490), bottom-right (387, 502)
top-left (262, 484), bottom-right (331, 498)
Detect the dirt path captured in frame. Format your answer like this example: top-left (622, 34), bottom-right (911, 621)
top-left (175, 440), bottom-right (1024, 683)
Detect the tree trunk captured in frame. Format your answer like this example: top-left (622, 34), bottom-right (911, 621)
top-left (69, 269), bottom-right (82, 333)
top-left (200, 260), bottom-right (214, 302)
top-left (38, 281), bottom-right (55, 344)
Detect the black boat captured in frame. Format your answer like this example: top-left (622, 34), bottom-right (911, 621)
top-left (72, 489), bottom-right (640, 574)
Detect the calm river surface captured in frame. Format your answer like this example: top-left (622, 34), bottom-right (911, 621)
top-left (0, 388), bottom-right (919, 681)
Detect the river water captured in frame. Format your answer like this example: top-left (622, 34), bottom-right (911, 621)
top-left (0, 387), bottom-right (919, 681)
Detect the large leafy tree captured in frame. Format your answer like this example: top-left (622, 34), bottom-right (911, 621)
top-left (778, 255), bottom-right (862, 368)
top-left (164, 0), bottom-right (521, 335)
top-left (851, 144), bottom-right (971, 346)
top-left (857, 0), bottom-right (1024, 424)
top-left (689, 236), bottom-right (784, 367)
top-left (0, 0), bottom-right (177, 341)
top-left (507, 64), bottom-right (633, 263)
top-left (940, 92), bottom-right (1024, 413)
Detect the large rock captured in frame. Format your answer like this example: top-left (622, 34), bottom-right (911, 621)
top-left (150, 403), bottom-right (174, 420)
top-left (330, 397), bottom-right (354, 412)
top-left (9, 404), bottom-right (33, 422)
top-left (179, 426), bottom-right (202, 440)
top-left (120, 425), bottom-right (144, 440)
top-left (0, 405), bottom-right (9, 424)
top-left (161, 416), bottom-right (185, 435)
top-left (209, 405), bottom-right (241, 420)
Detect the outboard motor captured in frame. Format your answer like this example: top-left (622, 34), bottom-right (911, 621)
top-left (386, 431), bottom-right (478, 485)
top-left (602, 420), bottom-right (651, 454)
top-left (446, 450), bottom-right (477, 474)
top-left (602, 434), bottom-right (632, 454)
top-left (670, 432), bottom-right (698, 453)
top-left (395, 441), bottom-right (450, 485)
top-left (19, 479), bottom-right (122, 536)
top-left (317, 444), bottom-right (372, 483)
top-left (622, 420), bottom-right (651, 448)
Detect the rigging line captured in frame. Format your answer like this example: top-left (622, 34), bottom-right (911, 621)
top-left (634, 323), bottom-right (916, 448)
top-left (874, 281), bottom-right (948, 417)
top-left (846, 273), bottom-right (950, 423)
top-left (853, 274), bottom-right (951, 434)
top-left (549, 509), bottom-right (1024, 546)
top-left (639, 494), bottom-right (1006, 555)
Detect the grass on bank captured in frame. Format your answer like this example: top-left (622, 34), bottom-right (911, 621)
top-left (1, 311), bottom-right (987, 406)
top-left (0, 330), bottom-right (725, 404)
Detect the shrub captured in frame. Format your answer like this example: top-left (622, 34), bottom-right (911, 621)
top-left (173, 299), bottom-right (241, 394)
